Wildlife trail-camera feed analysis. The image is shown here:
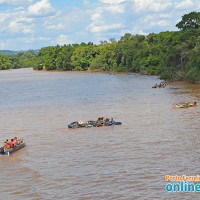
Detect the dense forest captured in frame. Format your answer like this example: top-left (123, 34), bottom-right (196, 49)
top-left (0, 11), bottom-right (200, 83)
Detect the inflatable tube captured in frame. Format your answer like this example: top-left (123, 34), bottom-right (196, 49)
top-left (105, 122), bottom-right (113, 126)
top-left (114, 122), bottom-right (122, 125)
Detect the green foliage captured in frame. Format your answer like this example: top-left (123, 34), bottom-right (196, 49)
top-left (176, 12), bottom-right (200, 30)
top-left (0, 12), bottom-right (200, 83)
top-left (0, 54), bottom-right (12, 69)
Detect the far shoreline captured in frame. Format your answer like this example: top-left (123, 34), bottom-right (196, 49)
top-left (0, 67), bottom-right (34, 73)
top-left (1, 67), bottom-right (199, 84)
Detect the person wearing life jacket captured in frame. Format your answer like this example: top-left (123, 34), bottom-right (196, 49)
top-left (13, 137), bottom-right (18, 146)
top-left (4, 140), bottom-right (11, 151)
top-left (109, 118), bottom-right (115, 124)
top-left (9, 139), bottom-right (14, 148)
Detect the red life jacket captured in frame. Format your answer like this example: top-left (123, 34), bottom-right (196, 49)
top-left (10, 141), bottom-right (14, 148)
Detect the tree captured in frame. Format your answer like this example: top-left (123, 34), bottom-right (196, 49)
top-left (176, 11), bottom-right (200, 30)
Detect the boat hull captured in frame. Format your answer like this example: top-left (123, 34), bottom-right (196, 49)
top-left (173, 105), bottom-right (190, 109)
top-left (152, 86), bottom-right (165, 88)
top-left (0, 142), bottom-right (26, 156)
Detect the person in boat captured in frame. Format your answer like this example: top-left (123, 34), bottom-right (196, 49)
top-left (185, 102), bottom-right (189, 106)
top-left (13, 137), bottom-right (18, 146)
top-left (104, 118), bottom-right (109, 123)
top-left (96, 119), bottom-right (101, 126)
top-left (98, 117), bottom-right (104, 125)
top-left (79, 120), bottom-right (84, 124)
top-left (174, 104), bottom-right (179, 107)
top-left (109, 118), bottom-right (115, 124)
top-left (4, 140), bottom-right (11, 151)
top-left (10, 139), bottom-right (14, 148)
top-left (189, 102), bottom-right (197, 106)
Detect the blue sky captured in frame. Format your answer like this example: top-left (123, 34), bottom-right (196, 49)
top-left (0, 0), bottom-right (199, 51)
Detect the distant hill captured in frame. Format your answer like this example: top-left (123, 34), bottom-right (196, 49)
top-left (0, 50), bottom-right (18, 55)
top-left (0, 49), bottom-right (40, 56)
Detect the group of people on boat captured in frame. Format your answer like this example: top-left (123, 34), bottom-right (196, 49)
top-left (174, 102), bottom-right (197, 108)
top-left (96, 117), bottom-right (115, 125)
top-left (3, 137), bottom-right (19, 151)
top-left (68, 117), bottom-right (121, 128)
top-left (152, 82), bottom-right (166, 88)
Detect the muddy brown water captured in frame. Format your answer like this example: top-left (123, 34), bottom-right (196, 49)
top-left (0, 70), bottom-right (199, 199)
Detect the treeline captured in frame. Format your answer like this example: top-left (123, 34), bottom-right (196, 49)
top-left (0, 11), bottom-right (200, 83)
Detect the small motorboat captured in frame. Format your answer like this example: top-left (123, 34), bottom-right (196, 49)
top-left (0, 140), bottom-right (26, 156)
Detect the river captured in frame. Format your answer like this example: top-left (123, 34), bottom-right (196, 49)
top-left (0, 69), bottom-right (199, 199)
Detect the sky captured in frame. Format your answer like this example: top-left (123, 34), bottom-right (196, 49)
top-left (0, 0), bottom-right (199, 51)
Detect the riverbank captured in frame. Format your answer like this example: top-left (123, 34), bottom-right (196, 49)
top-left (0, 68), bottom-right (34, 73)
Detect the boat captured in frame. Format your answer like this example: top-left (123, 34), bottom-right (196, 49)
top-left (0, 140), bottom-right (26, 156)
top-left (152, 85), bottom-right (165, 88)
top-left (173, 102), bottom-right (197, 109)
top-left (68, 119), bottom-right (122, 129)
top-left (173, 104), bottom-right (190, 109)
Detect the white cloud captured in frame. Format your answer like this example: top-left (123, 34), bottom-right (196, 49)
top-left (39, 37), bottom-right (51, 41)
top-left (157, 20), bottom-right (170, 27)
top-left (27, 0), bottom-right (55, 18)
top-left (8, 19), bottom-right (34, 34)
top-left (0, 42), bottom-right (5, 49)
top-left (46, 23), bottom-right (65, 30)
top-left (0, 0), bottom-right (33, 6)
top-left (104, 4), bottom-right (125, 13)
top-left (133, 0), bottom-right (172, 12)
top-left (8, 21), bottom-right (20, 33)
top-left (91, 11), bottom-right (103, 21)
top-left (0, 13), bottom-right (10, 23)
top-left (99, 0), bottom-right (125, 4)
top-left (24, 37), bottom-right (35, 43)
top-left (174, 0), bottom-right (193, 9)
top-left (56, 34), bottom-right (72, 45)
top-left (90, 23), bottom-right (124, 33)
top-left (83, 0), bottom-right (90, 5)
top-left (159, 14), bottom-right (172, 18)
top-left (17, 17), bottom-right (33, 23)
top-left (138, 30), bottom-right (149, 36)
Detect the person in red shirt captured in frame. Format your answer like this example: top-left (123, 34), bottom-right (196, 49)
top-left (9, 139), bottom-right (14, 148)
